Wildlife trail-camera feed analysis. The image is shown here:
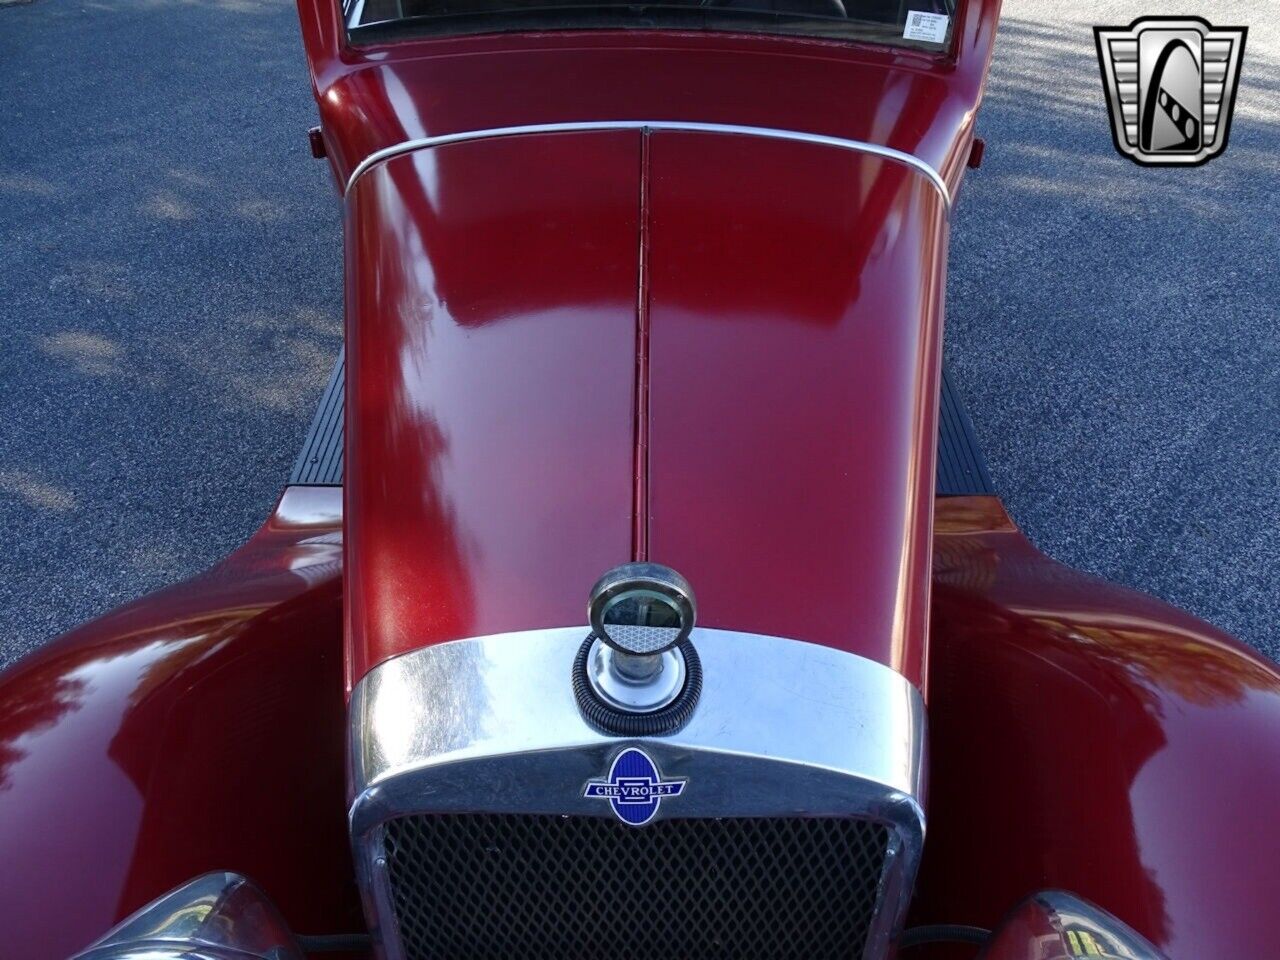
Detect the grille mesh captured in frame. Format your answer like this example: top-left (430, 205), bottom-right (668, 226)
top-left (382, 813), bottom-right (892, 960)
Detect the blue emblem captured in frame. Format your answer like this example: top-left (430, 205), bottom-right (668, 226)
top-left (583, 748), bottom-right (686, 826)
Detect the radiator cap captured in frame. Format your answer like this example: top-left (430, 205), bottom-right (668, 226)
top-left (588, 562), bottom-right (695, 657)
top-left (575, 562), bottom-right (702, 733)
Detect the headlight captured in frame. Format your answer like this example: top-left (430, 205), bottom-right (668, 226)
top-left (69, 872), bottom-right (303, 960)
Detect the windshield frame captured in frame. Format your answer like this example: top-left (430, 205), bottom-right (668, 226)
top-left (344, 0), bottom-right (957, 53)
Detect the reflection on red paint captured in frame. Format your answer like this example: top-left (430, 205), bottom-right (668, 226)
top-left (913, 497), bottom-right (1280, 960)
top-left (0, 489), bottom-right (360, 960)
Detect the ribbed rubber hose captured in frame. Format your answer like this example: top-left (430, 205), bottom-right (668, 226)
top-left (571, 633), bottom-right (702, 736)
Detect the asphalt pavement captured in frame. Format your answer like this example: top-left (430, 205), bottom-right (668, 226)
top-left (948, 0), bottom-right (1279, 662)
top-left (1, 0), bottom-right (1276, 666)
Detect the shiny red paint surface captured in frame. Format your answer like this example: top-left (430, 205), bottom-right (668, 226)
top-left (0, 489), bottom-right (363, 960)
top-left (343, 121), bottom-right (946, 683)
top-left (645, 132), bottom-right (946, 682)
top-left (912, 497), bottom-right (1280, 960)
top-left (344, 131), bottom-right (641, 685)
top-left (325, 0), bottom-right (995, 683)
top-left (293, 0), bottom-right (1002, 686)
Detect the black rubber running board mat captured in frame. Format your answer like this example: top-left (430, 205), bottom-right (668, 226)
top-left (289, 347), bottom-right (344, 486)
top-left (288, 351), bottom-right (992, 495)
top-left (936, 363), bottom-right (995, 496)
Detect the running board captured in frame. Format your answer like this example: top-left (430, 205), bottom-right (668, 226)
top-left (936, 364), bottom-right (995, 496)
top-left (289, 349), bottom-right (345, 486)
top-left (289, 349), bottom-right (994, 496)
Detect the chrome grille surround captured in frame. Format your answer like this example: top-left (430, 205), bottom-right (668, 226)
top-left (349, 627), bottom-right (926, 960)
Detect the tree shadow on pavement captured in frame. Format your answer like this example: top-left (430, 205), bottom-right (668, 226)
top-left (947, 15), bottom-right (1280, 658)
top-left (0, 0), bottom-right (342, 662)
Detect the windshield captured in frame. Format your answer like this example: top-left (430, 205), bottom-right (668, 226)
top-left (346, 0), bottom-right (956, 51)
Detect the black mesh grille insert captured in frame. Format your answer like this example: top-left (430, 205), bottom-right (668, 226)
top-left (382, 813), bottom-right (892, 960)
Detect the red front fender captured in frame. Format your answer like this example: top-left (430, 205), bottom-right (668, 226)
top-left (0, 488), bottom-right (362, 960)
top-left (913, 496), bottom-right (1280, 959)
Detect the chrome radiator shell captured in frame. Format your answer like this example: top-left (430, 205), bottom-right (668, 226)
top-left (349, 627), bottom-right (926, 960)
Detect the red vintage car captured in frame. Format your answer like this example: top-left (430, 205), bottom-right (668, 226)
top-left (4, 0), bottom-right (1278, 958)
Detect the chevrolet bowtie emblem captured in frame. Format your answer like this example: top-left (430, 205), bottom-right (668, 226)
top-left (1094, 16), bottom-right (1247, 167)
top-left (584, 748), bottom-right (686, 826)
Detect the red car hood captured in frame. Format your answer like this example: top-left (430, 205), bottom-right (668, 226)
top-left (344, 125), bottom-right (947, 689)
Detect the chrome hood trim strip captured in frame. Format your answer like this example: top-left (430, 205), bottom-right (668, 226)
top-left (350, 626), bottom-right (925, 832)
top-left (342, 121), bottom-right (951, 212)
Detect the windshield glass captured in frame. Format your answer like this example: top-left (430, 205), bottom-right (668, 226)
top-left (346, 0), bottom-right (955, 51)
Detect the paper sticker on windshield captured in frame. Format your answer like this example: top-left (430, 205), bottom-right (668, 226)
top-left (903, 11), bottom-right (948, 43)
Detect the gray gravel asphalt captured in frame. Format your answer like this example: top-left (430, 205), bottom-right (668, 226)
top-left (1, 0), bottom-right (1276, 667)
